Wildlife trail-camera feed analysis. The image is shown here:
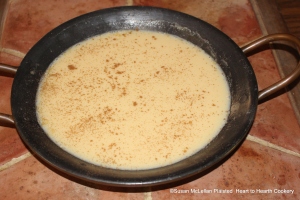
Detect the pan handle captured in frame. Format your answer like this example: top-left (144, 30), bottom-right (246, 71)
top-left (0, 113), bottom-right (14, 127)
top-left (0, 63), bottom-right (17, 127)
top-left (241, 33), bottom-right (300, 102)
top-left (0, 63), bottom-right (18, 75)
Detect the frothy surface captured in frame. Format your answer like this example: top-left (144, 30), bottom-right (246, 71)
top-left (36, 30), bottom-right (230, 170)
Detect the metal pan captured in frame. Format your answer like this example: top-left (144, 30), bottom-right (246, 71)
top-left (0, 6), bottom-right (300, 187)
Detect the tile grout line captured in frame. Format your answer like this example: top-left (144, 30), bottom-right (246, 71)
top-left (126, 0), bottom-right (133, 6)
top-left (0, 152), bottom-right (31, 172)
top-left (246, 134), bottom-right (300, 158)
top-left (0, 0), bottom-right (9, 47)
top-left (144, 192), bottom-right (152, 200)
top-left (0, 47), bottom-right (26, 59)
top-left (0, 0), bottom-right (25, 60)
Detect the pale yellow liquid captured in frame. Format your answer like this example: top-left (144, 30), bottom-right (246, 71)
top-left (36, 30), bottom-right (230, 170)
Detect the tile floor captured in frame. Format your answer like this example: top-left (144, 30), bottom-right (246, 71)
top-left (0, 0), bottom-right (299, 199)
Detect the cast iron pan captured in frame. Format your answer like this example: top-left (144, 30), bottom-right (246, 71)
top-left (1, 6), bottom-right (300, 187)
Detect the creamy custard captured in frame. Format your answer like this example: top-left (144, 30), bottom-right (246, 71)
top-left (36, 30), bottom-right (230, 170)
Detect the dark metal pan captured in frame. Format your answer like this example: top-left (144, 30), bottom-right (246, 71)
top-left (0, 6), bottom-right (300, 187)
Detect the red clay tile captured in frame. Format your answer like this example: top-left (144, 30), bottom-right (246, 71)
top-left (132, 0), bottom-right (261, 45)
top-left (217, 1), bottom-right (262, 45)
top-left (0, 127), bottom-right (28, 165)
top-left (2, 0), bottom-right (127, 53)
top-left (217, 0), bottom-right (300, 154)
top-left (151, 140), bottom-right (300, 200)
top-left (1, 139), bottom-right (299, 199)
top-left (216, 0), bottom-right (299, 155)
top-left (0, 155), bottom-right (145, 199)
top-left (0, 51), bottom-right (22, 67)
top-left (248, 51), bottom-right (300, 153)
top-left (0, 75), bottom-right (13, 114)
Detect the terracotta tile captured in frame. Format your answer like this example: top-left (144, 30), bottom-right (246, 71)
top-left (1, 140), bottom-right (299, 199)
top-left (0, 51), bottom-right (22, 67)
top-left (217, 0), bottom-right (300, 154)
top-left (2, 0), bottom-right (127, 53)
top-left (251, 94), bottom-right (300, 153)
top-left (100, 191), bottom-right (147, 200)
top-left (0, 127), bottom-right (28, 165)
top-left (216, 0), bottom-right (299, 155)
top-left (132, 0), bottom-right (261, 43)
top-left (0, 75), bottom-right (13, 114)
top-left (151, 140), bottom-right (300, 200)
top-left (0, 155), bottom-right (146, 200)
top-left (217, 1), bottom-right (262, 45)
top-left (248, 51), bottom-right (300, 153)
